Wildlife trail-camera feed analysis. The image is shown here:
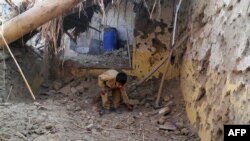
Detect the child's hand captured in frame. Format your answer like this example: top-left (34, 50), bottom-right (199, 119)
top-left (126, 103), bottom-right (133, 111)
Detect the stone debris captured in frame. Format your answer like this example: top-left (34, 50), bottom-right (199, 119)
top-left (127, 116), bottom-right (136, 125)
top-left (158, 107), bottom-right (171, 116)
top-left (163, 96), bottom-right (170, 102)
top-left (175, 121), bottom-right (184, 129)
top-left (181, 128), bottom-right (189, 135)
top-left (58, 85), bottom-right (71, 95)
top-left (159, 122), bottom-right (177, 131)
top-left (70, 87), bottom-right (77, 94)
top-left (86, 124), bottom-right (94, 131)
top-left (129, 99), bottom-right (140, 106)
top-left (45, 124), bottom-right (53, 130)
top-left (52, 81), bottom-right (63, 90)
top-left (114, 122), bottom-right (123, 129)
top-left (158, 116), bottom-right (167, 125)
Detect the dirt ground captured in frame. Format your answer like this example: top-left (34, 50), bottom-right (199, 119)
top-left (64, 47), bottom-right (131, 69)
top-left (0, 75), bottom-right (199, 141)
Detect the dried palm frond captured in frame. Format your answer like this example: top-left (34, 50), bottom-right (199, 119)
top-left (41, 16), bottom-right (64, 55)
top-left (96, 0), bottom-right (107, 24)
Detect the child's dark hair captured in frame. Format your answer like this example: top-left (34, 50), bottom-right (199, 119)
top-left (116, 72), bottom-right (127, 85)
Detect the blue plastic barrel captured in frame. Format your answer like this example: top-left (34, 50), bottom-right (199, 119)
top-left (103, 27), bottom-right (117, 52)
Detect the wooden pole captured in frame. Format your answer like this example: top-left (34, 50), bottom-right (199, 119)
top-left (0, 0), bottom-right (82, 48)
top-left (126, 28), bottom-right (132, 68)
top-left (0, 33), bottom-right (36, 100)
top-left (155, 0), bottom-right (183, 107)
top-left (155, 50), bottom-right (172, 107)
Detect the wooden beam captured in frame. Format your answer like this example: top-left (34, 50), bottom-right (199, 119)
top-left (0, 0), bottom-right (82, 48)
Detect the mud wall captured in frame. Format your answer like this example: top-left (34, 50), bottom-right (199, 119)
top-left (180, 0), bottom-right (250, 141)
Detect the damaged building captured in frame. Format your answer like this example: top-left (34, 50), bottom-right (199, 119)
top-left (0, 0), bottom-right (250, 141)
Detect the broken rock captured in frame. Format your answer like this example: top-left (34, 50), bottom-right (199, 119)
top-left (114, 122), bottom-right (123, 129)
top-left (181, 128), bottom-right (189, 135)
top-left (86, 124), bottom-right (94, 131)
top-left (159, 122), bottom-right (177, 131)
top-left (52, 81), bottom-right (62, 90)
top-left (163, 96), bottom-right (170, 102)
top-left (58, 85), bottom-right (71, 95)
top-left (45, 124), bottom-right (53, 130)
top-left (127, 116), bottom-right (136, 125)
top-left (158, 117), bottom-right (167, 125)
top-left (70, 87), bottom-right (77, 94)
top-left (158, 107), bottom-right (171, 116)
top-left (175, 121), bottom-right (184, 128)
top-left (129, 99), bottom-right (140, 106)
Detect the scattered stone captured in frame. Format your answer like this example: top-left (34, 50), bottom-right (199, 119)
top-left (0, 51), bottom-right (10, 60)
top-left (80, 110), bottom-right (87, 116)
top-left (114, 122), bottom-right (123, 129)
top-left (144, 112), bottom-right (150, 117)
top-left (58, 85), bottom-right (71, 95)
top-left (45, 124), bottom-right (53, 130)
top-left (41, 82), bottom-right (50, 88)
top-left (38, 106), bottom-right (47, 110)
top-left (129, 99), bottom-right (140, 106)
top-left (166, 101), bottom-right (174, 106)
top-left (86, 124), bottom-right (94, 131)
top-left (140, 99), bottom-right (147, 105)
top-left (66, 105), bottom-right (73, 110)
top-left (122, 51), bottom-right (128, 56)
top-left (158, 107), bottom-right (171, 116)
top-left (33, 116), bottom-right (45, 124)
top-left (158, 117), bottom-right (167, 125)
top-left (63, 77), bottom-right (74, 84)
top-left (76, 85), bottom-right (84, 93)
top-left (41, 90), bottom-right (56, 95)
top-left (146, 96), bottom-right (155, 101)
top-left (174, 130), bottom-right (181, 135)
top-left (0, 133), bottom-right (11, 139)
top-left (33, 102), bottom-right (41, 107)
top-left (181, 128), bottom-right (189, 135)
top-left (163, 96), bottom-right (170, 102)
top-left (88, 119), bottom-right (94, 124)
top-left (52, 81), bottom-right (62, 90)
top-left (55, 124), bottom-right (65, 132)
top-left (41, 112), bottom-right (48, 117)
top-left (102, 130), bottom-right (110, 137)
top-left (75, 106), bottom-right (81, 111)
top-left (170, 95), bottom-right (174, 99)
top-left (159, 122), bottom-right (177, 131)
top-left (175, 121), bottom-right (184, 128)
top-left (70, 87), bottom-right (77, 94)
top-left (91, 128), bottom-right (98, 134)
top-left (101, 119), bottom-right (108, 126)
top-left (145, 103), bottom-right (150, 108)
top-left (33, 134), bottom-right (47, 141)
top-left (127, 116), bottom-right (135, 125)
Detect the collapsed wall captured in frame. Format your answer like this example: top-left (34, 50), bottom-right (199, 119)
top-left (180, 0), bottom-right (250, 141)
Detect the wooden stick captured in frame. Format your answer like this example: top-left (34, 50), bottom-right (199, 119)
top-left (155, 50), bottom-right (172, 107)
top-left (65, 30), bottom-right (76, 44)
top-left (155, 0), bottom-right (183, 107)
top-left (150, 0), bottom-right (158, 20)
top-left (172, 0), bottom-right (183, 46)
top-left (6, 85), bottom-right (13, 102)
top-left (0, 33), bottom-right (36, 100)
top-left (126, 28), bottom-right (132, 68)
